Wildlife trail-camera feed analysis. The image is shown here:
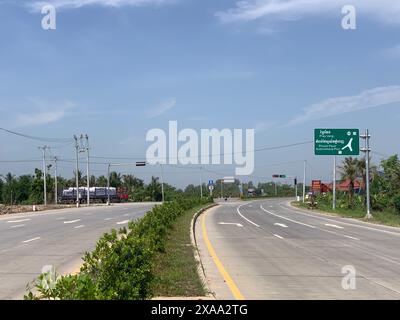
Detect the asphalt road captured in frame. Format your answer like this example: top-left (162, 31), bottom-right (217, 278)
top-left (0, 202), bottom-right (155, 299)
top-left (196, 198), bottom-right (400, 299)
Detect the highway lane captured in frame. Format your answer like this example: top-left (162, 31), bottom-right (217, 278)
top-left (0, 203), bottom-right (156, 299)
top-left (196, 198), bottom-right (400, 299)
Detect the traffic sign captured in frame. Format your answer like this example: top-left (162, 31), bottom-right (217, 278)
top-left (314, 129), bottom-right (359, 156)
top-left (273, 174), bottom-right (286, 178)
top-left (223, 176), bottom-right (235, 183)
top-left (208, 180), bottom-right (214, 186)
top-left (208, 185), bottom-right (214, 191)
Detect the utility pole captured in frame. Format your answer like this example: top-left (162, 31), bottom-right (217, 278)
top-left (107, 163), bottom-right (111, 205)
top-left (85, 134), bottom-right (90, 206)
top-left (38, 146), bottom-right (48, 206)
top-left (333, 156), bottom-right (336, 210)
top-left (295, 177), bottom-right (298, 200)
top-left (220, 180), bottom-right (223, 198)
top-left (361, 129), bottom-right (372, 219)
top-left (54, 156), bottom-right (58, 205)
top-left (302, 160), bottom-right (307, 203)
top-left (199, 166), bottom-right (203, 199)
top-left (160, 164), bottom-right (165, 203)
top-left (74, 135), bottom-right (80, 207)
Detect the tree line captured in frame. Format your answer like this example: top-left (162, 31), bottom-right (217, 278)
top-left (338, 154), bottom-right (400, 212)
top-left (0, 169), bottom-right (191, 205)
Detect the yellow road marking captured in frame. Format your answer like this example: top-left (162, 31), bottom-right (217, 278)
top-left (201, 210), bottom-right (245, 300)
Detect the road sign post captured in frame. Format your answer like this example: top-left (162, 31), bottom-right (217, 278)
top-left (333, 156), bottom-right (336, 210)
top-left (208, 180), bottom-right (214, 197)
top-left (208, 184), bottom-right (214, 196)
top-left (315, 128), bottom-right (360, 211)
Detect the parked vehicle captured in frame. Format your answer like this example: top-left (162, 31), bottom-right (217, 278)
top-left (60, 187), bottom-right (128, 204)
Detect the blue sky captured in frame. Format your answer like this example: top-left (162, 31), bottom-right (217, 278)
top-left (0, 0), bottom-right (400, 187)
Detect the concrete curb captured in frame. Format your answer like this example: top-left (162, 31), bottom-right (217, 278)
top-left (190, 203), bottom-right (218, 300)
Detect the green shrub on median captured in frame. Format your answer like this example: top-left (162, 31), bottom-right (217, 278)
top-left (24, 197), bottom-right (212, 300)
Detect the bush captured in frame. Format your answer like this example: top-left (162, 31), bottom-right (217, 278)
top-left (393, 194), bottom-right (400, 214)
top-left (25, 197), bottom-right (212, 300)
top-left (371, 193), bottom-right (390, 211)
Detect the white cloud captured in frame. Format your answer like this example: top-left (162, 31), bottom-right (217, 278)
top-left (146, 98), bottom-right (176, 118)
top-left (15, 99), bottom-right (75, 127)
top-left (216, 0), bottom-right (400, 24)
top-left (26, 0), bottom-right (172, 11)
top-left (287, 85), bottom-right (400, 126)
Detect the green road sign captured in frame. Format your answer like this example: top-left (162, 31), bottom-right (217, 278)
top-left (314, 129), bottom-right (359, 156)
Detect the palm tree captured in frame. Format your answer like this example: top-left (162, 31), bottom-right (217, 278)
top-left (146, 176), bottom-right (162, 201)
top-left (339, 157), bottom-right (359, 208)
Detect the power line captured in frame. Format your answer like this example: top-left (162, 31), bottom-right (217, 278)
top-left (91, 140), bottom-right (313, 162)
top-left (0, 127), bottom-right (72, 143)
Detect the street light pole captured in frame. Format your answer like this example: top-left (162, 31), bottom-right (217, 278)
top-left (160, 164), bottom-right (165, 203)
top-left (302, 160), bottom-right (307, 203)
top-left (107, 163), bottom-right (111, 205)
top-left (38, 146), bottom-right (48, 206)
top-left (86, 135), bottom-right (90, 206)
top-left (74, 135), bottom-right (80, 207)
top-left (199, 166), bottom-right (203, 199)
top-left (54, 156), bottom-right (58, 205)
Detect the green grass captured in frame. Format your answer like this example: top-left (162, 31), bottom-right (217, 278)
top-left (292, 201), bottom-right (400, 227)
top-left (151, 205), bottom-right (206, 297)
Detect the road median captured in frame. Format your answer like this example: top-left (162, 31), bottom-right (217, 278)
top-left (24, 198), bottom-right (214, 300)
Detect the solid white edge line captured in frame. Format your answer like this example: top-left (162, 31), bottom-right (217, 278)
top-left (236, 204), bottom-right (260, 228)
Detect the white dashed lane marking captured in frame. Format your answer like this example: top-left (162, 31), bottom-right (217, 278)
top-left (22, 237), bottom-right (40, 243)
top-left (10, 224), bottom-right (25, 229)
top-left (63, 219), bottom-right (81, 224)
top-left (116, 220), bottom-right (130, 225)
top-left (7, 219), bottom-right (31, 223)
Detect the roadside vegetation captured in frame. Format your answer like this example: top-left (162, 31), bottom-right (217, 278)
top-left (294, 155), bottom-right (400, 227)
top-left (24, 197), bottom-right (212, 300)
top-left (151, 204), bottom-right (208, 297)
